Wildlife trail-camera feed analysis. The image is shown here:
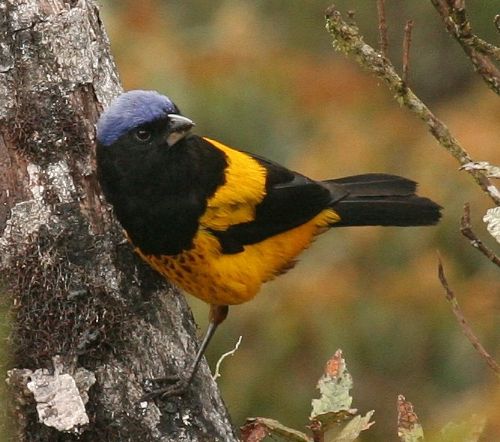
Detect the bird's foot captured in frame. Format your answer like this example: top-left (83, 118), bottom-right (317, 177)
top-left (140, 375), bottom-right (189, 402)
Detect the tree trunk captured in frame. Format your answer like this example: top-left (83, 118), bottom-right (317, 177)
top-left (0, 1), bottom-right (237, 440)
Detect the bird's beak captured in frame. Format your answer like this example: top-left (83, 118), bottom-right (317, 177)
top-left (166, 114), bottom-right (195, 146)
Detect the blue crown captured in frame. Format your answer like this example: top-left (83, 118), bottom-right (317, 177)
top-left (96, 90), bottom-right (178, 146)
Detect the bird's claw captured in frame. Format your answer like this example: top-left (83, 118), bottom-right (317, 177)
top-left (140, 376), bottom-right (189, 402)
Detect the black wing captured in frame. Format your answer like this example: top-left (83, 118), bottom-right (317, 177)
top-left (209, 153), bottom-right (347, 254)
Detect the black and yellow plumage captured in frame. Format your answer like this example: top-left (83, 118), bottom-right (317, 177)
top-left (96, 90), bottom-right (441, 398)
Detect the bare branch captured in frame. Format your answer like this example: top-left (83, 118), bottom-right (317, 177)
top-left (445, 0), bottom-right (500, 60)
top-left (461, 203), bottom-right (500, 267)
top-left (430, 0), bottom-right (500, 95)
top-left (377, 0), bottom-right (389, 58)
top-left (437, 257), bottom-right (500, 378)
top-left (324, 6), bottom-right (500, 205)
top-left (402, 20), bottom-right (414, 85)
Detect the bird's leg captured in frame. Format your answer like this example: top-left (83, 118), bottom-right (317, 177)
top-left (141, 304), bottom-right (229, 401)
top-left (186, 304), bottom-right (229, 386)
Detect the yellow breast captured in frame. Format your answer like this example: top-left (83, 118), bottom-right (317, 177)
top-left (135, 208), bottom-right (339, 305)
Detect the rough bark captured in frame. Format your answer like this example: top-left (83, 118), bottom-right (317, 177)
top-left (0, 1), bottom-right (237, 440)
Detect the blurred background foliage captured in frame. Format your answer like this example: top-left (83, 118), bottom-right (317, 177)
top-left (101, 1), bottom-right (499, 440)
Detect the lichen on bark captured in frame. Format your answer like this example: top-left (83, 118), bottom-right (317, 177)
top-left (0, 0), bottom-right (236, 440)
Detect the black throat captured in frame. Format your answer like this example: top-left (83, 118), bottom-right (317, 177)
top-left (96, 134), bottom-right (227, 255)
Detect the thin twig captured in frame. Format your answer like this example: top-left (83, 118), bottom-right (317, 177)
top-left (430, 0), bottom-right (500, 94)
top-left (461, 203), bottom-right (500, 267)
top-left (454, 9), bottom-right (500, 59)
top-left (212, 336), bottom-right (242, 381)
top-left (437, 256), bottom-right (500, 378)
top-left (446, 0), bottom-right (500, 60)
top-left (324, 6), bottom-right (500, 205)
top-left (377, 0), bottom-right (389, 58)
top-left (460, 161), bottom-right (500, 178)
top-left (402, 20), bottom-right (414, 85)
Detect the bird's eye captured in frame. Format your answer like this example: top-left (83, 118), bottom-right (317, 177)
top-left (134, 129), bottom-right (152, 142)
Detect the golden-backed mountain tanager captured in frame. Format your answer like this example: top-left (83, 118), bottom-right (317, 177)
top-left (96, 90), bottom-right (441, 399)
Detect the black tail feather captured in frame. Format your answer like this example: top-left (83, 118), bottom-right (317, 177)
top-left (324, 174), bottom-right (442, 227)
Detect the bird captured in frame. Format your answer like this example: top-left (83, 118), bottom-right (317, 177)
top-left (95, 89), bottom-right (441, 399)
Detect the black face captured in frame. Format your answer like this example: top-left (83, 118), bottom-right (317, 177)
top-left (110, 117), bottom-right (171, 153)
top-left (112, 113), bottom-right (196, 152)
top-left (96, 119), bottom-right (228, 256)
